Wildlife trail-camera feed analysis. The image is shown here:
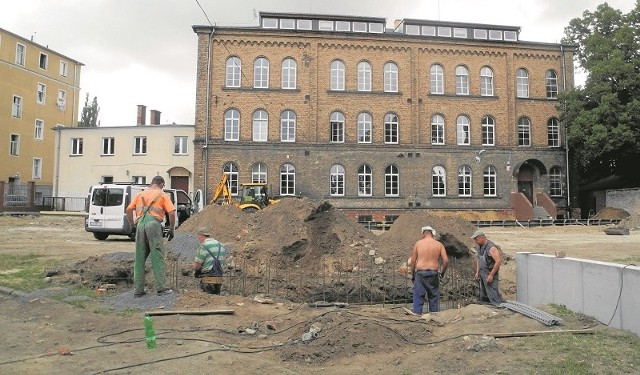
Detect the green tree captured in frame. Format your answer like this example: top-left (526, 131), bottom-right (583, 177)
top-left (560, 1), bottom-right (640, 186)
top-left (78, 93), bottom-right (100, 127)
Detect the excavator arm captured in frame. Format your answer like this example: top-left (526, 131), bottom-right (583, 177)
top-left (210, 174), bottom-right (233, 205)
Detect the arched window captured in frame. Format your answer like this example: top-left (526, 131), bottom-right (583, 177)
top-left (516, 68), bottom-right (529, 98)
top-left (384, 165), bottom-right (399, 196)
top-left (483, 166), bottom-right (497, 197)
top-left (330, 112), bottom-right (345, 143)
top-left (225, 57), bottom-right (241, 87)
top-left (223, 162), bottom-right (239, 195)
top-left (549, 166), bottom-right (563, 196)
top-left (458, 165), bottom-right (472, 196)
top-left (548, 118), bottom-right (560, 147)
top-left (432, 166), bottom-right (446, 197)
top-left (252, 109), bottom-right (268, 142)
top-left (358, 164), bottom-right (372, 196)
top-left (457, 115), bottom-right (470, 145)
top-left (224, 109), bottom-right (240, 141)
top-left (280, 163), bottom-right (295, 196)
top-left (330, 164), bottom-right (345, 196)
top-left (330, 60), bottom-right (345, 90)
top-left (251, 162), bottom-right (267, 183)
top-left (282, 58), bottom-right (297, 89)
top-left (518, 117), bottom-right (531, 146)
top-left (384, 113), bottom-right (398, 144)
top-left (357, 113), bottom-right (372, 143)
top-left (384, 62), bottom-right (398, 92)
top-left (430, 64), bottom-right (444, 94)
top-left (431, 114), bottom-right (445, 145)
top-left (546, 70), bottom-right (558, 99)
top-left (480, 66), bottom-right (494, 96)
top-left (253, 57), bottom-right (269, 88)
top-left (482, 116), bottom-right (495, 146)
top-left (357, 61), bottom-right (372, 91)
top-left (280, 110), bottom-right (296, 142)
top-left (455, 65), bottom-right (469, 95)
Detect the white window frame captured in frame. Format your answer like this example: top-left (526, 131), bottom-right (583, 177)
top-left (357, 113), bottom-right (372, 143)
top-left (455, 65), bottom-right (469, 95)
top-left (384, 113), bottom-right (399, 144)
top-left (482, 116), bottom-right (495, 146)
top-left (358, 164), bottom-right (372, 196)
top-left (102, 137), bottom-right (115, 155)
top-left (224, 162), bottom-right (239, 196)
top-left (60, 61), bottom-right (68, 77)
top-left (480, 67), bottom-right (494, 96)
top-left (357, 61), bottom-right (372, 92)
top-left (37, 83), bottom-right (46, 104)
top-left (71, 138), bottom-right (83, 156)
top-left (518, 117), bottom-right (531, 146)
top-left (432, 166), bottom-right (446, 197)
top-left (549, 167), bottom-right (563, 197)
top-left (16, 43), bottom-right (26, 66)
top-left (384, 165), bottom-right (399, 197)
top-left (430, 65), bottom-right (444, 94)
top-left (516, 68), bottom-right (529, 98)
top-left (10, 134), bottom-right (20, 156)
top-left (483, 166), bottom-right (497, 197)
top-left (174, 136), bottom-right (188, 155)
top-left (254, 57), bottom-right (269, 88)
top-left (12, 96), bottom-right (22, 118)
top-left (458, 166), bottom-right (472, 197)
top-left (252, 109), bottom-right (268, 142)
top-left (282, 58), bottom-right (297, 89)
top-left (133, 136), bottom-right (147, 155)
top-left (457, 115), bottom-right (470, 145)
top-left (34, 119), bottom-right (44, 140)
top-left (39, 52), bottom-right (48, 70)
top-left (330, 112), bottom-right (345, 143)
top-left (225, 57), bottom-right (241, 88)
top-left (57, 90), bottom-right (66, 109)
top-left (548, 118), bottom-right (560, 147)
top-left (280, 163), bottom-right (296, 196)
top-left (32, 158), bottom-right (42, 179)
top-left (431, 114), bottom-right (445, 145)
top-left (331, 60), bottom-right (345, 91)
top-left (224, 109), bottom-right (240, 141)
top-left (330, 164), bottom-right (345, 196)
top-left (384, 62), bottom-right (398, 92)
top-left (251, 162), bottom-right (267, 183)
top-left (280, 110), bottom-right (296, 142)
top-left (546, 70), bottom-right (558, 99)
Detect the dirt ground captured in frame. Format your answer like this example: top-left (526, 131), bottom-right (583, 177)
top-left (0, 211), bottom-right (639, 374)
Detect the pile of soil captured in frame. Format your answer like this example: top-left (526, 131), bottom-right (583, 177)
top-left (591, 207), bottom-right (630, 220)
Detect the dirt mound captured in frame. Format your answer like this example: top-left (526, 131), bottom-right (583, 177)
top-left (592, 207), bottom-right (630, 220)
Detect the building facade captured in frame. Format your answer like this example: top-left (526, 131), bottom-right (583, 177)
top-left (0, 27), bottom-right (82, 193)
top-left (53, 106), bottom-right (195, 209)
top-left (193, 13), bottom-right (574, 220)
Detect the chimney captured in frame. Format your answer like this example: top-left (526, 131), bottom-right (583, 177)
top-left (150, 109), bottom-right (161, 125)
top-left (136, 105), bottom-right (147, 125)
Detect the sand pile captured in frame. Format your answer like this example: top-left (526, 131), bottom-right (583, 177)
top-left (592, 207), bottom-right (630, 220)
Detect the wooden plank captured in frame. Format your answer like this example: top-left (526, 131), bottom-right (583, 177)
top-left (145, 309), bottom-right (235, 316)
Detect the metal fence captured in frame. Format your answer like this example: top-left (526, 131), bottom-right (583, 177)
top-left (41, 197), bottom-right (87, 212)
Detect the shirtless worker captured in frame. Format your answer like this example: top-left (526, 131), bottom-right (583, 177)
top-left (409, 226), bottom-right (449, 314)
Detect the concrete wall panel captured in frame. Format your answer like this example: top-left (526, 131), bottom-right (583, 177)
top-left (552, 258), bottom-right (583, 313)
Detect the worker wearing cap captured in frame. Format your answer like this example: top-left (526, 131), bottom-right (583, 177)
top-left (126, 175), bottom-right (176, 297)
top-left (193, 226), bottom-right (227, 295)
top-left (409, 226), bottom-right (449, 314)
top-left (471, 230), bottom-right (503, 306)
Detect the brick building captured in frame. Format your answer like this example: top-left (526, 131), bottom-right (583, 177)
top-left (192, 12), bottom-right (574, 221)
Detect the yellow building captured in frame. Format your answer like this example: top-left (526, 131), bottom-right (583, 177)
top-left (0, 27), bottom-right (82, 196)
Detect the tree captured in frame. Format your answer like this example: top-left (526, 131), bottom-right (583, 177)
top-left (78, 93), bottom-right (100, 127)
top-left (560, 1), bottom-right (640, 186)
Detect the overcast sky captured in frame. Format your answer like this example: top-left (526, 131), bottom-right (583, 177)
top-left (1, 0), bottom-right (635, 126)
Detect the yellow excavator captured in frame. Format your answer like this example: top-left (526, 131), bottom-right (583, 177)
top-left (210, 174), bottom-right (279, 212)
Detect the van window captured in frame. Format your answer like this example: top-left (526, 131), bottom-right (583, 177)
top-left (92, 188), bottom-right (124, 206)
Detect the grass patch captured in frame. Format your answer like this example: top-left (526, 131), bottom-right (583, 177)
top-left (0, 254), bottom-right (64, 292)
top-left (611, 256), bottom-right (640, 265)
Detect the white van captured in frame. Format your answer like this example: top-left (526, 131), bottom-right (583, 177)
top-left (85, 183), bottom-right (194, 241)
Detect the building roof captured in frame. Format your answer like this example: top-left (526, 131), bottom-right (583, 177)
top-left (0, 27), bottom-right (84, 66)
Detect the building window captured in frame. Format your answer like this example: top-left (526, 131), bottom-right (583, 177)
top-left (480, 67), bottom-right (494, 96)
top-left (57, 90), bottom-right (66, 109)
top-left (384, 62), bottom-right (398, 92)
top-left (516, 68), bottom-right (529, 98)
top-left (71, 138), bottom-right (83, 156)
top-left (37, 83), bottom-right (46, 104)
top-left (331, 60), bottom-right (345, 91)
top-left (384, 165), bottom-right (399, 197)
top-left (357, 113), bottom-right (372, 143)
top-left (34, 119), bottom-right (44, 140)
top-left (430, 64), bottom-right (444, 94)
top-left (225, 57), bottom-right (241, 87)
top-left (12, 96), bottom-right (22, 118)
top-left (358, 164), bottom-right (372, 196)
top-left (336, 21), bottom-right (350, 32)
top-left (10, 134), bottom-right (19, 156)
top-left (60, 61), bottom-right (68, 77)
top-left (251, 162), bottom-right (267, 183)
top-left (224, 109), bottom-right (240, 141)
top-left (437, 27), bottom-right (452, 37)
top-left (405, 25), bottom-right (420, 35)
top-left (357, 61), bottom-right (372, 91)
top-left (546, 70), bottom-right (558, 99)
top-left (384, 113), bottom-right (399, 144)
top-left (223, 162), bottom-right (239, 195)
top-left (330, 164), bottom-right (345, 196)
top-left (432, 166), bottom-right (446, 197)
top-left (353, 22), bottom-right (367, 32)
top-left (32, 158), bottom-right (42, 179)
top-left (549, 166), bottom-right (563, 197)
top-left (252, 109), bottom-right (268, 142)
top-left (431, 114), bottom-right (445, 145)
top-left (134, 136), bottom-right (147, 154)
top-left (39, 53), bottom-right (48, 70)
top-left (453, 28), bottom-right (468, 38)
top-left (102, 137), bottom-right (115, 155)
top-left (330, 112), bottom-right (345, 143)
top-left (518, 117), bottom-right (531, 146)
top-left (280, 18), bottom-right (295, 29)
top-left (455, 65), bottom-right (469, 95)
top-left (319, 20), bottom-right (334, 31)
top-left (280, 163), bottom-right (296, 195)
top-left (457, 115), bottom-right (470, 145)
top-left (262, 18), bottom-right (278, 28)
top-left (16, 43), bottom-right (25, 66)
top-left (548, 118), bottom-right (560, 147)
top-left (132, 176), bottom-right (146, 184)
top-left (297, 20), bottom-right (312, 30)
top-left (254, 57), bottom-right (269, 88)
top-left (282, 58), bottom-right (297, 89)
top-left (174, 136), bottom-right (188, 154)
top-left (474, 29), bottom-right (488, 39)
top-left (458, 165), bottom-right (472, 196)
top-left (483, 166), bottom-right (497, 196)
top-left (482, 116), bottom-right (495, 146)
top-left (281, 110), bottom-right (296, 142)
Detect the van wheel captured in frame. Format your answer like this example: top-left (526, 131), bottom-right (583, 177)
top-left (93, 233), bottom-right (109, 240)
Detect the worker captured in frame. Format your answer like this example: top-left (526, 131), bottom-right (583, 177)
top-left (409, 226), bottom-right (449, 314)
top-left (125, 175), bottom-right (176, 297)
top-left (471, 230), bottom-right (503, 306)
top-left (193, 226), bottom-right (227, 295)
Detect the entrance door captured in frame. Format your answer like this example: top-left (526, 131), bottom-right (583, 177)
top-left (517, 165), bottom-right (534, 204)
top-left (171, 176), bottom-right (189, 194)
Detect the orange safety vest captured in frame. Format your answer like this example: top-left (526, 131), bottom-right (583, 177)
top-left (127, 188), bottom-right (175, 222)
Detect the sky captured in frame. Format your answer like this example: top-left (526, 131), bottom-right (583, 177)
top-left (1, 0), bottom-right (635, 126)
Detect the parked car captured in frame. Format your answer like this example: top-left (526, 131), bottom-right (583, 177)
top-left (3, 194), bottom-right (28, 206)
